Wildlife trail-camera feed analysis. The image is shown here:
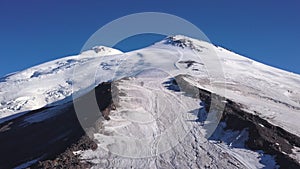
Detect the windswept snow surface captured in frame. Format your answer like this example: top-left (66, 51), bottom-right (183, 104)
top-left (78, 74), bottom-right (277, 169)
top-left (0, 46), bottom-right (123, 120)
top-left (1, 35), bottom-right (300, 168)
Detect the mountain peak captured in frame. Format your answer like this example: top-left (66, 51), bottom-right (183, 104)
top-left (157, 35), bottom-right (210, 52)
top-left (82, 46), bottom-right (123, 56)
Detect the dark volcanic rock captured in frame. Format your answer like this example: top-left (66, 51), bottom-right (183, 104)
top-left (0, 82), bottom-right (112, 168)
top-left (174, 75), bottom-right (300, 168)
top-left (31, 135), bottom-right (97, 169)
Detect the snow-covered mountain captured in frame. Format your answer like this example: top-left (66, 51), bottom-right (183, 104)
top-left (0, 46), bottom-right (123, 120)
top-left (0, 35), bottom-right (299, 169)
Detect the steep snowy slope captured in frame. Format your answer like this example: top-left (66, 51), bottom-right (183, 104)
top-left (77, 74), bottom-right (278, 169)
top-left (0, 35), bottom-right (300, 168)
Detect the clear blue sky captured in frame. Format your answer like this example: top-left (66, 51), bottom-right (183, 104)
top-left (0, 1), bottom-right (299, 77)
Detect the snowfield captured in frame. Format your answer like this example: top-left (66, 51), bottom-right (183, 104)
top-left (0, 46), bottom-right (123, 120)
top-left (0, 35), bottom-right (299, 168)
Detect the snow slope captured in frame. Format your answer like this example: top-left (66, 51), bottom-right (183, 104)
top-left (0, 35), bottom-right (300, 168)
top-left (78, 73), bottom-right (278, 169)
top-left (0, 46), bottom-right (123, 120)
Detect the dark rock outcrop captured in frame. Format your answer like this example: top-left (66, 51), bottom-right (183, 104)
top-left (0, 82), bottom-right (113, 168)
top-left (175, 75), bottom-right (300, 168)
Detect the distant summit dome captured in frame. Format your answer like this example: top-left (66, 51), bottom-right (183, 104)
top-left (157, 35), bottom-right (209, 52)
top-left (91, 46), bottom-right (123, 55)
